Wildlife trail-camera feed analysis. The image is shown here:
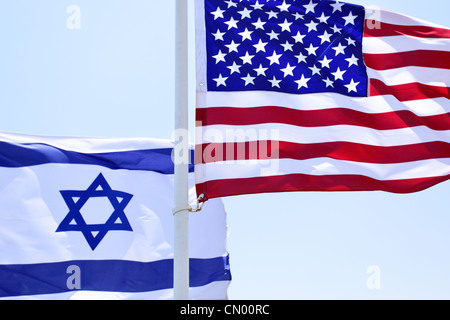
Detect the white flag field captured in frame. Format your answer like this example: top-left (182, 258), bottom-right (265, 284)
top-left (0, 131), bottom-right (230, 300)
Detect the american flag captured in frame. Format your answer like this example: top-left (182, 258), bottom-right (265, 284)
top-left (195, 0), bottom-right (450, 201)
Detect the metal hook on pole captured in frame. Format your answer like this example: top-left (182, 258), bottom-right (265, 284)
top-left (189, 194), bottom-right (205, 213)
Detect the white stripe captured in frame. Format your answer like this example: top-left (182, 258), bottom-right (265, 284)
top-left (0, 131), bottom-right (175, 153)
top-left (199, 123), bottom-right (450, 147)
top-left (369, 66), bottom-right (450, 87)
top-left (363, 36), bottom-right (450, 54)
top-left (195, 158), bottom-right (450, 184)
top-left (197, 91), bottom-right (450, 116)
top-left (0, 164), bottom-right (227, 264)
top-left (365, 6), bottom-right (449, 29)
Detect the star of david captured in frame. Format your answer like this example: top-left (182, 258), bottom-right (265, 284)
top-left (56, 173), bottom-right (133, 250)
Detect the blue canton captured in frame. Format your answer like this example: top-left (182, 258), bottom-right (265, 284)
top-left (204, 0), bottom-right (368, 97)
top-left (56, 173), bottom-right (133, 251)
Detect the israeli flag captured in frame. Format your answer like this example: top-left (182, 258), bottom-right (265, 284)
top-left (0, 131), bottom-right (230, 299)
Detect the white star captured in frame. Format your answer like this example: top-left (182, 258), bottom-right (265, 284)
top-left (241, 74), bottom-right (256, 86)
top-left (239, 28), bottom-right (253, 41)
top-left (279, 19), bottom-right (292, 32)
top-left (331, 25), bottom-right (342, 33)
top-left (345, 79), bottom-right (360, 92)
top-left (224, 17), bottom-right (238, 30)
top-left (318, 56), bottom-right (332, 69)
top-left (323, 77), bottom-right (334, 88)
top-left (224, 0), bottom-right (237, 8)
top-left (212, 30), bottom-right (225, 41)
top-left (252, 17), bottom-right (266, 30)
top-left (266, 51), bottom-right (282, 65)
top-left (213, 74), bottom-right (228, 87)
top-left (318, 31), bottom-right (332, 44)
top-left (309, 65), bottom-right (321, 76)
top-left (240, 51), bottom-right (254, 65)
top-left (303, 0), bottom-right (318, 14)
top-left (210, 7), bottom-right (225, 20)
top-left (293, 12), bottom-right (304, 20)
top-left (227, 62), bottom-right (241, 75)
top-left (225, 40), bottom-right (239, 53)
top-left (268, 76), bottom-right (281, 88)
top-left (295, 52), bottom-right (307, 64)
top-left (212, 50), bottom-right (226, 63)
top-left (251, 0), bottom-right (264, 10)
top-left (317, 13), bottom-right (330, 24)
top-left (346, 37), bottom-right (357, 46)
top-left (280, 63), bottom-right (295, 77)
top-left (281, 41), bottom-right (293, 52)
top-left (332, 43), bottom-right (347, 56)
top-left (238, 7), bottom-right (252, 19)
top-left (305, 20), bottom-right (319, 32)
top-left (346, 54), bottom-right (359, 67)
top-left (254, 64), bottom-right (268, 76)
top-left (267, 30), bottom-right (280, 40)
top-left (332, 67), bottom-right (346, 80)
top-left (342, 12), bottom-right (358, 26)
top-left (295, 75), bottom-right (311, 89)
top-left (277, 1), bottom-right (290, 12)
top-left (305, 43), bottom-right (319, 56)
top-left (330, 1), bottom-right (345, 13)
top-left (267, 10), bottom-right (278, 20)
top-left (293, 31), bottom-right (306, 44)
top-left (253, 39), bottom-right (268, 53)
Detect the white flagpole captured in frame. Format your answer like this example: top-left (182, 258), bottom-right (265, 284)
top-left (173, 0), bottom-right (190, 300)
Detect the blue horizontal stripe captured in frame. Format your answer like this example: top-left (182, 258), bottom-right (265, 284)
top-left (0, 142), bottom-right (194, 174)
top-left (0, 256), bottom-right (231, 297)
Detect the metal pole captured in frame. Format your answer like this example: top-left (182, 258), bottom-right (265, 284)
top-left (173, 0), bottom-right (190, 300)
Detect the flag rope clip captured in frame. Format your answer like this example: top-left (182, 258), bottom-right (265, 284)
top-left (189, 202), bottom-right (204, 213)
top-left (190, 193), bottom-right (205, 212)
top-left (172, 194), bottom-right (205, 215)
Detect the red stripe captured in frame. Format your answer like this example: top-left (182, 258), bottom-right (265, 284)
top-left (369, 79), bottom-right (450, 101)
top-left (196, 106), bottom-right (450, 131)
top-left (196, 174), bottom-right (450, 201)
top-left (364, 21), bottom-right (450, 38)
top-left (197, 141), bottom-right (450, 164)
top-left (364, 50), bottom-right (450, 70)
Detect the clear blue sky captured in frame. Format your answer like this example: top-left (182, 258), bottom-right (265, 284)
top-left (0, 0), bottom-right (449, 299)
